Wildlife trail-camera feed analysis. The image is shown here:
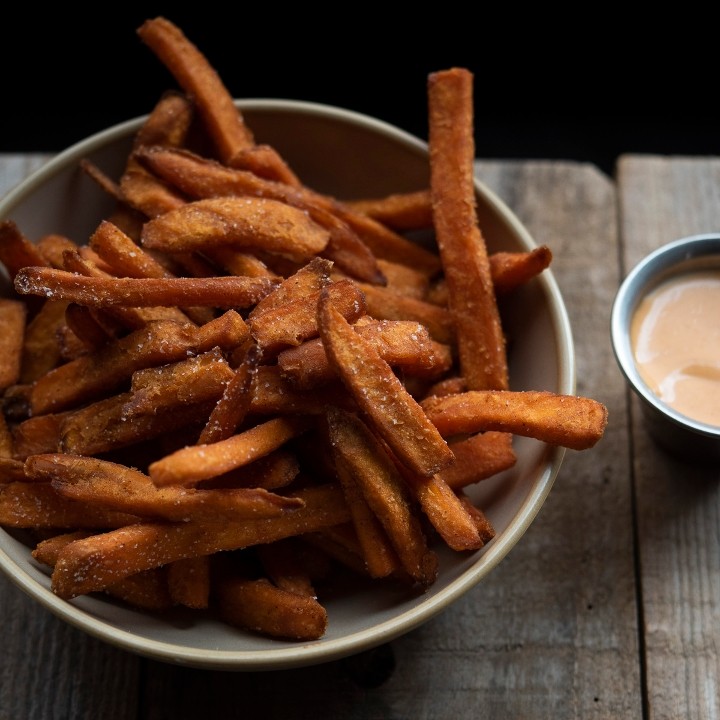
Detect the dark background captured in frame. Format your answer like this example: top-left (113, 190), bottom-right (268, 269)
top-left (2, 8), bottom-right (717, 176)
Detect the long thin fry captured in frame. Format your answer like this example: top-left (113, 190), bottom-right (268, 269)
top-left (428, 68), bottom-right (508, 390)
top-left (317, 288), bottom-right (455, 478)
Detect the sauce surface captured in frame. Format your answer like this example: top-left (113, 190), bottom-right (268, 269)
top-left (630, 269), bottom-right (720, 426)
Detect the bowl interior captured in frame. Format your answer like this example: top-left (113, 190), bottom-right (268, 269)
top-left (0, 100), bottom-right (574, 670)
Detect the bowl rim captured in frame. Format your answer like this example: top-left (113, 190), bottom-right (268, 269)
top-left (611, 231), bottom-right (720, 438)
top-left (0, 99), bottom-right (575, 670)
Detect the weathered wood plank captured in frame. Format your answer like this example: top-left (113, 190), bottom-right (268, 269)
top-left (617, 154), bottom-right (720, 720)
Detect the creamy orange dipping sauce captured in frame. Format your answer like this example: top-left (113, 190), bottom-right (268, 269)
top-left (630, 269), bottom-right (720, 426)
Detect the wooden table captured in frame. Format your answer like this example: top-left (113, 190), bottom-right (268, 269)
top-left (1, 153), bottom-right (718, 719)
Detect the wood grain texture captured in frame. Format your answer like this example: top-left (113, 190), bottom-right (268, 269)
top-left (618, 154), bottom-right (720, 720)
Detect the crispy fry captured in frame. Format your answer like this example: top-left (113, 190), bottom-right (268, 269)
top-left (123, 348), bottom-right (235, 418)
top-left (137, 17), bottom-right (255, 162)
top-left (26, 454), bottom-right (303, 522)
top-left (421, 390), bottom-right (609, 450)
top-left (357, 281), bottom-right (455, 344)
top-left (26, 311), bottom-right (248, 415)
top-left (249, 278), bottom-right (367, 358)
top-left (318, 288), bottom-right (455, 478)
top-left (439, 432), bottom-right (517, 489)
top-left (0, 219), bottom-right (47, 279)
top-left (197, 343), bottom-right (260, 444)
top-left (0, 299), bottom-right (26, 391)
top-left (326, 407), bottom-right (437, 585)
top-left (50, 483), bottom-right (350, 598)
top-left (149, 416), bottom-right (312, 486)
top-left (277, 318), bottom-right (453, 389)
top-left (33, 530), bottom-right (175, 610)
top-left (216, 575), bottom-right (328, 641)
top-left (490, 246), bottom-right (553, 295)
top-left (0, 481), bottom-right (138, 529)
top-left (140, 196), bottom-right (329, 261)
top-left (167, 555), bottom-right (210, 609)
top-left (15, 265), bottom-right (277, 309)
top-left (344, 189), bottom-right (434, 231)
top-left (428, 68), bottom-right (508, 390)
top-left (135, 146), bottom-right (385, 283)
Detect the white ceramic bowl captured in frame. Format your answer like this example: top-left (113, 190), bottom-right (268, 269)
top-left (0, 100), bottom-right (574, 670)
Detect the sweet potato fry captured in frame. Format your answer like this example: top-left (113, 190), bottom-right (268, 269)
top-left (50, 483), bottom-right (350, 598)
top-left (15, 265), bottom-right (278, 310)
top-left (197, 343), bottom-right (260, 444)
top-left (167, 555), bottom-right (211, 609)
top-left (0, 220), bottom-right (47, 279)
top-left (149, 416), bottom-right (312, 486)
top-left (428, 68), bottom-right (508, 390)
top-left (123, 347), bottom-right (235, 418)
top-left (490, 246), bottom-right (553, 295)
top-left (0, 299), bottom-right (26, 391)
top-left (249, 278), bottom-right (366, 358)
top-left (326, 407), bottom-right (437, 585)
top-left (421, 390), bottom-right (609, 450)
top-left (216, 575), bottom-right (328, 641)
top-left (27, 311), bottom-right (249, 415)
top-left (277, 318), bottom-right (453, 389)
top-left (439, 431), bottom-right (516, 489)
top-left (33, 530), bottom-right (174, 611)
top-left (18, 300), bottom-right (69, 383)
top-left (356, 281), bottom-right (455, 344)
top-left (137, 17), bottom-right (255, 162)
top-left (135, 146), bottom-right (385, 283)
top-left (26, 453), bottom-right (303, 522)
top-left (344, 189), bottom-right (434, 231)
top-left (0, 481), bottom-right (139, 529)
top-left (140, 196), bottom-right (329, 261)
top-left (317, 288), bottom-right (455, 478)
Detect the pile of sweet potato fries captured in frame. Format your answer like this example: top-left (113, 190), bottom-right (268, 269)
top-left (0, 17), bottom-right (607, 641)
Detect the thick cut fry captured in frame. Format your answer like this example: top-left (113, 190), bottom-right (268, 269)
top-left (0, 481), bottom-right (138, 529)
top-left (197, 343), bottom-right (260, 444)
top-left (0, 220), bottom-right (47, 279)
top-left (490, 246), bottom-right (553, 295)
top-left (216, 576), bottom-right (328, 641)
top-left (137, 17), bottom-right (255, 162)
top-left (439, 432), bottom-right (517, 489)
top-left (421, 390), bottom-right (609, 450)
top-left (149, 416), bottom-right (311, 486)
top-left (50, 483), bottom-right (350, 598)
top-left (33, 530), bottom-right (174, 610)
top-left (257, 538), bottom-right (319, 597)
top-left (123, 348), bottom-right (235, 418)
top-left (317, 289), bottom-right (455, 478)
top-left (27, 312), bottom-right (249, 414)
top-left (0, 299), bottom-right (26, 391)
top-left (167, 556), bottom-right (210, 609)
top-left (428, 68), bottom-right (508, 391)
top-left (15, 266), bottom-right (277, 309)
top-left (140, 196), bottom-right (329, 261)
top-left (135, 147), bottom-right (385, 283)
top-left (396, 465), bottom-right (485, 552)
top-left (18, 300), bottom-right (69, 383)
top-left (277, 318), bottom-right (453, 389)
top-left (331, 444), bottom-right (402, 579)
top-left (345, 189), bottom-right (434, 231)
top-left (357, 281), bottom-right (455, 344)
top-left (249, 279), bottom-right (367, 358)
top-left (26, 454), bottom-right (303, 522)
top-left (326, 407), bottom-right (437, 586)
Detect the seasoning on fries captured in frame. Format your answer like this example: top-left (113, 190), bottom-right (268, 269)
top-left (0, 16), bottom-right (608, 643)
